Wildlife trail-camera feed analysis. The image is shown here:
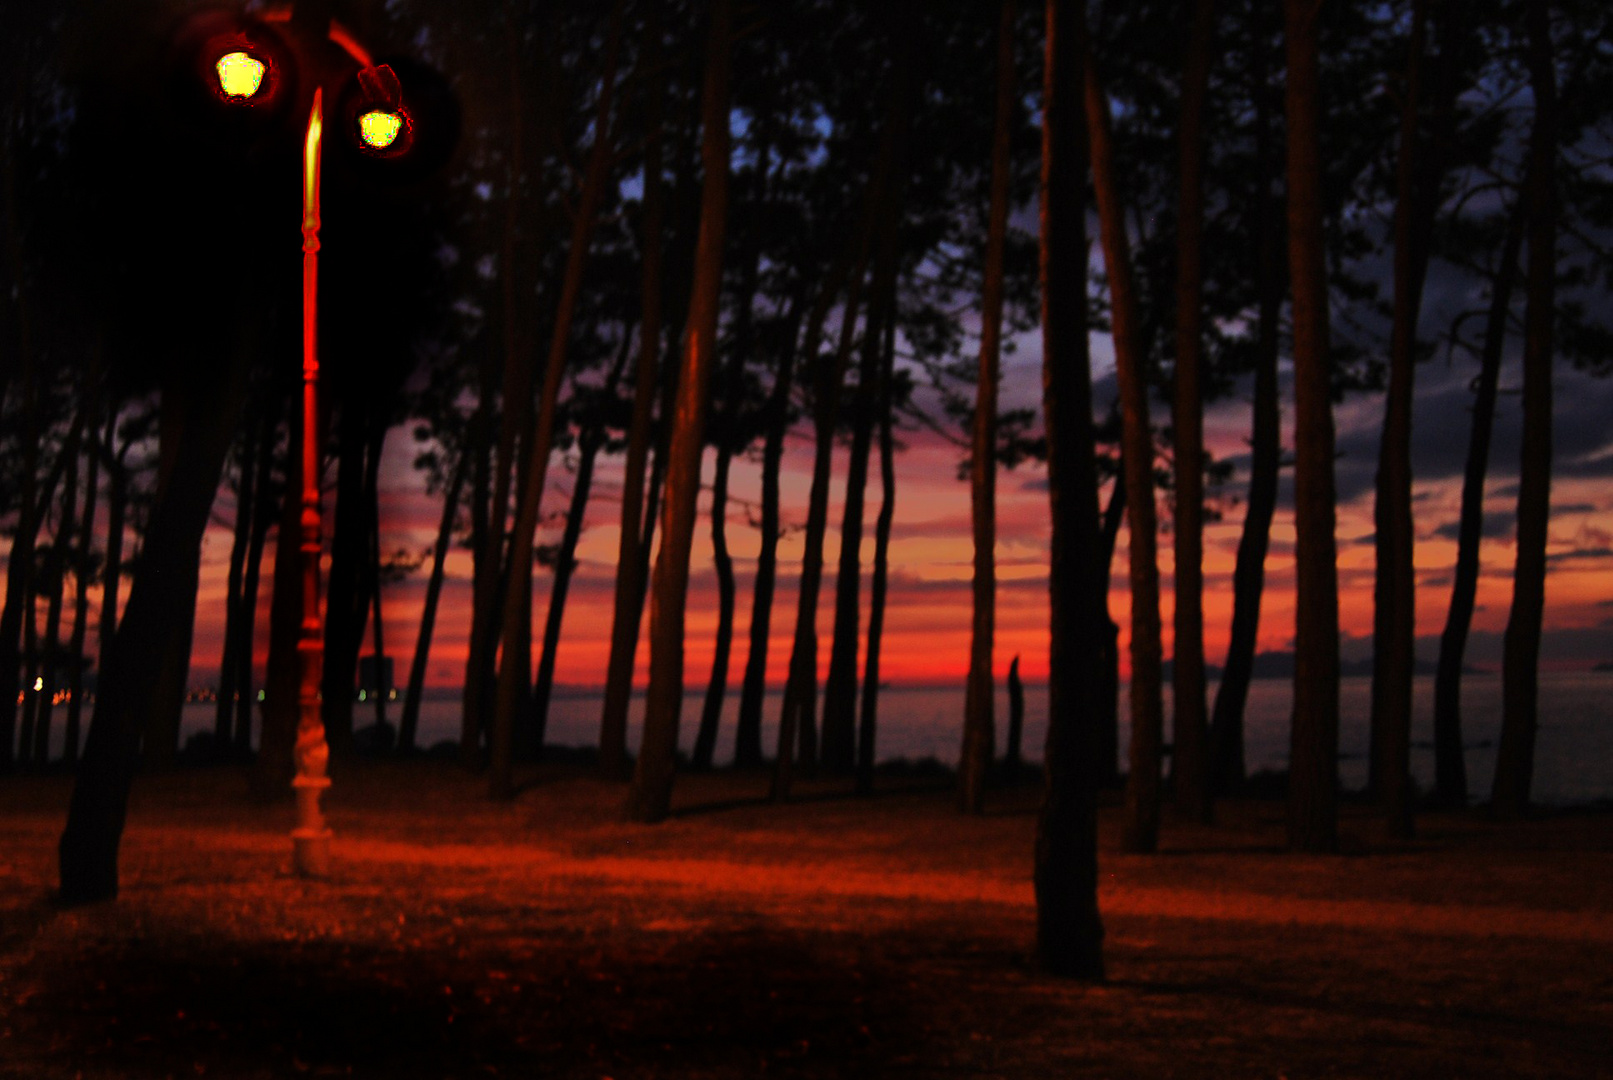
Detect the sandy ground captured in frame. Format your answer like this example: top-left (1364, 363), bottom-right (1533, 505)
top-left (2, 759), bottom-right (1610, 1078)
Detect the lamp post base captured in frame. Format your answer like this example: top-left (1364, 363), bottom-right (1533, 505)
top-left (291, 774), bottom-right (332, 877)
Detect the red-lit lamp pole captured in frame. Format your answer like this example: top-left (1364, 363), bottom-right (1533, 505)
top-left (211, 20), bottom-right (411, 878)
top-left (292, 89), bottom-right (331, 876)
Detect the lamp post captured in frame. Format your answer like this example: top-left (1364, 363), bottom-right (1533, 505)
top-left (203, 3), bottom-right (445, 877)
top-left (292, 88), bottom-right (331, 876)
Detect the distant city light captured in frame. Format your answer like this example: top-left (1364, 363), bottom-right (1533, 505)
top-left (216, 51), bottom-right (266, 100)
top-left (33, 677), bottom-right (43, 692)
top-left (359, 109), bottom-right (403, 149)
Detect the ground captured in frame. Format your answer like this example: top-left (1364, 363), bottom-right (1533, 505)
top-left (2, 760), bottom-right (1610, 1078)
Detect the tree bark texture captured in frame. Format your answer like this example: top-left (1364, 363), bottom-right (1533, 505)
top-left (1036, 0), bottom-right (1105, 979)
top-left (625, 0), bottom-right (733, 823)
top-left (1284, 0), bottom-right (1341, 853)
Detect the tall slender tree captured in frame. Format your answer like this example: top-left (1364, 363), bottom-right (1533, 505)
top-left (1082, 6), bottom-right (1165, 853)
top-left (1036, 0), bottom-right (1105, 980)
top-left (1283, 0), bottom-right (1341, 853)
top-left (960, 0), bottom-right (1018, 814)
top-left (490, 0), bottom-right (626, 800)
top-left (1171, 0), bottom-right (1215, 822)
top-left (625, 0), bottom-right (734, 824)
top-left (1370, 0), bottom-right (1440, 838)
top-left (1432, 202), bottom-right (1523, 806)
top-left (1492, 0), bottom-right (1556, 820)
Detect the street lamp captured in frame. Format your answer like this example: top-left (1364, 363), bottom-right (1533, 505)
top-left (205, 22), bottom-right (397, 878)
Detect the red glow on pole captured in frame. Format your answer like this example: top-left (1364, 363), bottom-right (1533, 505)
top-left (293, 88), bottom-right (331, 877)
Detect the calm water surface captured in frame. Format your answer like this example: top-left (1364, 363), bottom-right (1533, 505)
top-left (173, 671), bottom-right (1610, 806)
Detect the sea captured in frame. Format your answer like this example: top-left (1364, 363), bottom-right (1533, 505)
top-left (163, 670), bottom-right (1613, 807)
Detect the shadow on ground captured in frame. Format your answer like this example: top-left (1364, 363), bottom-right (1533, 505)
top-left (15, 927), bottom-right (915, 1078)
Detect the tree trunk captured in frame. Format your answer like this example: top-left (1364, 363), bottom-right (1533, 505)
top-left (1004, 655), bottom-right (1024, 778)
top-left (856, 310), bottom-right (898, 796)
top-left (36, 418), bottom-right (86, 764)
top-left (1369, 0), bottom-right (1438, 840)
top-left (367, 435), bottom-right (389, 737)
top-left (66, 403), bottom-right (107, 765)
top-left (1036, 0), bottom-right (1105, 979)
top-left (961, 0), bottom-right (1018, 814)
top-left (234, 414), bottom-right (278, 754)
top-left (599, 12), bottom-right (667, 780)
top-left (734, 302), bottom-right (805, 768)
top-left (400, 452), bottom-right (466, 754)
top-left (1084, 17), bottom-right (1165, 853)
top-left (1097, 467), bottom-right (1126, 788)
top-left (1209, 59), bottom-right (1283, 798)
top-left (1284, 0), bottom-right (1341, 853)
top-left (773, 261), bottom-right (868, 800)
top-left (256, 398), bottom-right (305, 801)
top-left (216, 421), bottom-right (259, 747)
top-left (491, 0), bottom-right (625, 800)
top-left (691, 445), bottom-right (734, 771)
top-left (59, 362), bottom-right (248, 903)
top-left (1492, 0), bottom-right (1555, 820)
top-left (320, 398), bottom-right (371, 757)
top-left (1170, 0), bottom-right (1215, 823)
top-left (528, 434), bottom-right (600, 753)
top-left (1433, 203), bottom-right (1522, 806)
top-left (625, 0), bottom-right (733, 823)
top-left (97, 424), bottom-right (127, 705)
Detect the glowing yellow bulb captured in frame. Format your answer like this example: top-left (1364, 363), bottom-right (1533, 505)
top-left (216, 51), bottom-right (266, 100)
top-left (359, 109), bottom-right (403, 149)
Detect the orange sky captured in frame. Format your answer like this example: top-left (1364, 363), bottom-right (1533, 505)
top-left (165, 333), bottom-right (1613, 694)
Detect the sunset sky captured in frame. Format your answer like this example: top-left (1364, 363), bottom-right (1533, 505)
top-left (179, 307), bottom-right (1613, 694)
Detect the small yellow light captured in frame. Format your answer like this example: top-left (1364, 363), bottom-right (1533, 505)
top-left (216, 51), bottom-right (266, 100)
top-left (33, 677), bottom-right (44, 692)
top-left (359, 109), bottom-right (403, 149)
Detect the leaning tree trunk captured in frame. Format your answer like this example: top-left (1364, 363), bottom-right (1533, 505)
top-left (256, 398), bottom-right (306, 801)
top-left (733, 300), bottom-right (806, 768)
top-left (490, 1), bottom-right (625, 800)
top-left (59, 356), bottom-right (248, 903)
top-left (1036, 0), bottom-right (1106, 980)
top-left (1492, 0), bottom-right (1555, 820)
top-left (1209, 50), bottom-right (1283, 797)
top-left (961, 0), bottom-right (1017, 814)
top-left (691, 444), bottom-right (735, 771)
top-left (1170, 0), bottom-right (1215, 823)
top-left (1284, 0), bottom-right (1341, 853)
top-left (599, 11), bottom-right (667, 779)
top-left (320, 397), bottom-right (372, 758)
top-left (856, 309), bottom-right (899, 795)
top-left (399, 451), bottom-right (466, 753)
top-left (1370, 0), bottom-right (1435, 839)
top-left (625, 0), bottom-right (733, 823)
top-left (1083, 17), bottom-right (1165, 853)
top-left (1432, 204), bottom-right (1522, 806)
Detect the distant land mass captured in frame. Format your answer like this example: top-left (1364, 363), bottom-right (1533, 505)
top-left (1594, 660), bottom-right (1613, 673)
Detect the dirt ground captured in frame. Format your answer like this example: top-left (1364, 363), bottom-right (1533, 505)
top-left (2, 759), bottom-right (1610, 1079)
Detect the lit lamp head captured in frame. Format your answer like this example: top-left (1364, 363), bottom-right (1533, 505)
top-left (215, 50), bottom-right (266, 100)
top-left (358, 108), bottom-right (403, 149)
top-left (351, 64), bottom-right (412, 158)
